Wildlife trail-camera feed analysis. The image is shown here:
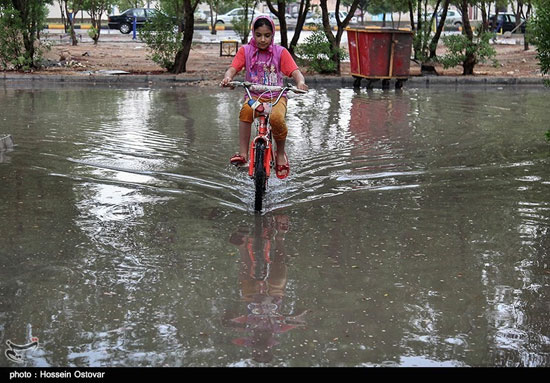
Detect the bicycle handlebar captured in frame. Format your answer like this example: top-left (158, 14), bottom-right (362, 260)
top-left (227, 81), bottom-right (308, 94)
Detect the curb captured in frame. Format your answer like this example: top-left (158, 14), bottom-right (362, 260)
top-left (406, 76), bottom-right (546, 87)
top-left (43, 23), bottom-right (328, 32)
top-left (46, 24), bottom-right (94, 30)
top-left (1, 72), bottom-right (546, 88)
top-left (0, 72), bottom-right (205, 85)
top-left (306, 75), bottom-right (546, 88)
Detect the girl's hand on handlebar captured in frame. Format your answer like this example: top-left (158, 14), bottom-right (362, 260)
top-left (296, 81), bottom-right (308, 92)
top-left (220, 77), bottom-right (234, 88)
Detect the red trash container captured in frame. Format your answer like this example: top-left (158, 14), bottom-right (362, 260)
top-left (346, 27), bottom-right (413, 88)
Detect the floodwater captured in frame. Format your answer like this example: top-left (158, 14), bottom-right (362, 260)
top-left (0, 83), bottom-right (549, 367)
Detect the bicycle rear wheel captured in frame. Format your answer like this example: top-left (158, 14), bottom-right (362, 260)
top-left (253, 140), bottom-right (267, 211)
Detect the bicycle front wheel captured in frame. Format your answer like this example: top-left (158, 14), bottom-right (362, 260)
top-left (253, 140), bottom-right (267, 212)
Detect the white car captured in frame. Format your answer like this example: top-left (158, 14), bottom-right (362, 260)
top-left (339, 11), bottom-right (358, 24)
top-left (194, 9), bottom-right (207, 22)
top-left (305, 11), bottom-right (356, 25)
top-left (265, 11), bottom-right (293, 22)
top-left (215, 8), bottom-right (256, 24)
top-left (437, 9), bottom-right (463, 26)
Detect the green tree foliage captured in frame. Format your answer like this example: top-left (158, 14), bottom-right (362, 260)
top-left (529, 0), bottom-right (550, 140)
top-left (410, 0), bottom-right (449, 74)
top-left (439, 0), bottom-right (496, 75)
top-left (317, 0), bottom-right (360, 74)
top-left (139, 9), bottom-right (182, 71)
top-left (368, 0), bottom-right (408, 27)
top-left (58, 0), bottom-right (85, 46)
top-left (263, 0), bottom-right (310, 54)
top-left (116, 0), bottom-right (146, 9)
top-left (232, 15), bottom-right (252, 43)
top-left (205, 0), bottom-right (222, 35)
top-left (83, 0), bottom-right (116, 44)
top-left (288, 0), bottom-right (311, 56)
top-left (0, 0), bottom-right (52, 70)
top-left (233, 0), bottom-right (256, 44)
top-left (295, 29), bottom-right (347, 73)
top-left (353, 0), bottom-right (369, 23)
top-left (138, 0), bottom-right (198, 74)
top-left (218, 0), bottom-right (239, 14)
top-left (530, 0), bottom-right (550, 77)
top-left (440, 31), bottom-right (497, 73)
top-left (265, 0), bottom-right (289, 48)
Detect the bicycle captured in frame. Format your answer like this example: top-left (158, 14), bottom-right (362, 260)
top-left (226, 81), bottom-right (307, 212)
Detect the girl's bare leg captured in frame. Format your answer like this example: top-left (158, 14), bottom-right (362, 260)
top-left (239, 121), bottom-right (251, 160)
top-left (275, 139), bottom-right (286, 163)
top-left (275, 139), bottom-right (289, 177)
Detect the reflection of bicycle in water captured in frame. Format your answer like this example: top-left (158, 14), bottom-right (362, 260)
top-left (224, 214), bottom-right (307, 363)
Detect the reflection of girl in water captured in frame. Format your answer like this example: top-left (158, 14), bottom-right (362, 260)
top-left (225, 215), bottom-right (307, 363)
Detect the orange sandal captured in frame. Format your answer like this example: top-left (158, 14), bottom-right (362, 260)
top-left (230, 154), bottom-right (247, 167)
top-left (275, 153), bottom-right (290, 179)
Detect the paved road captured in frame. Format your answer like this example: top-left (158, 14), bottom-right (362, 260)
top-left (42, 26), bottom-right (522, 48)
top-left (42, 26), bottom-right (350, 45)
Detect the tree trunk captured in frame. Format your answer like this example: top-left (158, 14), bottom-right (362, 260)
top-left (266, 1), bottom-right (288, 49)
top-left (59, 1), bottom-right (68, 33)
top-left (524, 3), bottom-right (532, 51)
top-left (459, 0), bottom-right (476, 75)
top-left (22, 33), bottom-right (34, 64)
top-left (288, 0), bottom-right (310, 57)
top-left (90, 9), bottom-right (104, 45)
top-left (209, 3), bottom-right (216, 35)
top-left (171, 0), bottom-right (198, 74)
top-left (408, 0), bottom-right (415, 31)
top-left (412, 0), bottom-right (422, 59)
top-left (480, 3), bottom-right (489, 33)
top-left (416, 0), bottom-right (422, 32)
top-left (334, 0), bottom-right (360, 48)
top-left (320, 0), bottom-right (339, 73)
top-left (64, 3), bottom-right (79, 46)
top-left (278, 3), bottom-right (288, 49)
top-left (10, 0), bottom-right (36, 64)
top-left (428, 0), bottom-right (447, 59)
top-left (462, 54), bottom-right (476, 75)
top-left (319, 0), bottom-right (360, 74)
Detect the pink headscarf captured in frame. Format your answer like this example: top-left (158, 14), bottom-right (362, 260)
top-left (248, 14), bottom-right (277, 71)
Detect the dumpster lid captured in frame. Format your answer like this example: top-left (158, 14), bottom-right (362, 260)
top-left (345, 26), bottom-right (413, 34)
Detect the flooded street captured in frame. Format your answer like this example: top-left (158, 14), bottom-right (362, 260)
top-left (0, 84), bottom-right (549, 366)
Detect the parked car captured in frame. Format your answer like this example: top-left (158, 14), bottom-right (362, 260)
top-left (422, 9), bottom-right (462, 27)
top-left (108, 8), bottom-right (158, 34)
top-left (305, 11), bottom-right (356, 25)
top-left (215, 8), bottom-right (256, 24)
top-left (194, 9), bottom-right (207, 23)
top-left (339, 11), bottom-right (358, 24)
top-left (489, 13), bottom-right (526, 33)
top-left (304, 13), bottom-right (321, 25)
top-left (266, 10), bottom-right (293, 21)
top-left (439, 9), bottom-right (463, 27)
top-left (291, 10), bottom-right (314, 19)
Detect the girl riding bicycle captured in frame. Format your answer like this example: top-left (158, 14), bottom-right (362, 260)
top-left (221, 15), bottom-right (308, 179)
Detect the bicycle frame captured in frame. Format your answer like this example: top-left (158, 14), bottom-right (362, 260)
top-left (247, 98), bottom-right (273, 180)
top-left (236, 82), bottom-right (292, 179)
top-left (227, 81), bottom-right (306, 211)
